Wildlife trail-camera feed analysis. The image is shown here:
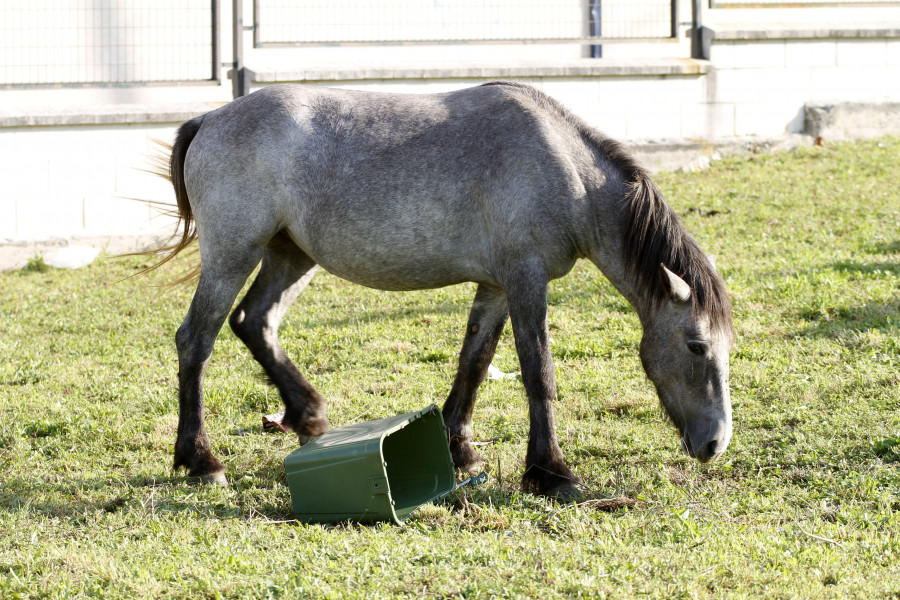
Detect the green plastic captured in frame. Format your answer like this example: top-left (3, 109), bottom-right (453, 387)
top-left (284, 404), bottom-right (456, 524)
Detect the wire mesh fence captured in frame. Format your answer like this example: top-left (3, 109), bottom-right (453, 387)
top-left (0, 0), bottom-right (218, 87)
top-left (712, 0), bottom-right (896, 5)
top-left (254, 0), bottom-right (677, 46)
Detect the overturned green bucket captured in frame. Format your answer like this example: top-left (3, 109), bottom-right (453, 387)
top-left (284, 404), bottom-right (456, 524)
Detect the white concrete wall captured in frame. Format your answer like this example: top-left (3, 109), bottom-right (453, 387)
top-left (705, 36), bottom-right (900, 138)
top-left (1, 2), bottom-right (899, 246)
top-left (0, 123), bottom-right (179, 241)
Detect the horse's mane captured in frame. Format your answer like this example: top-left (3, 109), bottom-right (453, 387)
top-left (481, 81), bottom-right (733, 334)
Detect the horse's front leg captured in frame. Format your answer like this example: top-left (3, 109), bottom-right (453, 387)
top-left (443, 284), bottom-right (509, 472)
top-left (505, 267), bottom-right (582, 500)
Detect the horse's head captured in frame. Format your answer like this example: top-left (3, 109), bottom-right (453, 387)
top-left (639, 265), bottom-right (734, 463)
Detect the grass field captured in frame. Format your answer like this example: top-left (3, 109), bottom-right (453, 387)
top-left (1, 138), bottom-right (898, 599)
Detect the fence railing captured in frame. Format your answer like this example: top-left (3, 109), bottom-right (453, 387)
top-left (252, 1), bottom-right (679, 47)
top-left (710, 0), bottom-right (897, 6)
top-left (0, 0), bottom-right (220, 88)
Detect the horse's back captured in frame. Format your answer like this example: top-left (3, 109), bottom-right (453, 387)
top-left (185, 83), bottom-right (588, 290)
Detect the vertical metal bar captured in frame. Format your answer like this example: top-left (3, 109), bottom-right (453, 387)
top-left (253, 0), bottom-right (261, 48)
top-left (691, 0), bottom-right (711, 59)
top-left (212, 0), bottom-right (221, 83)
top-left (589, 0), bottom-right (602, 58)
top-left (671, 0), bottom-right (678, 39)
top-left (232, 0), bottom-right (247, 98)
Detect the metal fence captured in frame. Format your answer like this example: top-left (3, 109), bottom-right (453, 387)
top-left (710, 0), bottom-right (897, 5)
top-left (253, 1), bottom-right (678, 46)
top-left (0, 0), bottom-right (219, 87)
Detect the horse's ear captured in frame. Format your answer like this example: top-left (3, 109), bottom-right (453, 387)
top-left (659, 264), bottom-right (691, 304)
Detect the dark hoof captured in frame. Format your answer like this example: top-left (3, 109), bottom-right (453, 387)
top-left (297, 433), bottom-right (321, 446)
top-left (199, 470), bottom-right (229, 485)
top-left (521, 462), bottom-right (582, 500)
top-left (282, 411), bottom-right (330, 439)
top-left (449, 437), bottom-right (483, 472)
top-left (545, 482), bottom-right (584, 503)
top-left (174, 446), bottom-right (227, 485)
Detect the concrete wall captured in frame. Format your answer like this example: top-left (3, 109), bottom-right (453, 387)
top-left (1, 2), bottom-right (899, 249)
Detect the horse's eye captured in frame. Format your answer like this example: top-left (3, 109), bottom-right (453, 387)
top-left (687, 341), bottom-right (707, 356)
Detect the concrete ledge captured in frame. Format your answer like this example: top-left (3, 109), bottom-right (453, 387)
top-left (246, 58), bottom-right (710, 83)
top-left (713, 25), bottom-right (900, 41)
top-left (632, 134), bottom-right (812, 172)
top-left (805, 102), bottom-right (900, 140)
top-left (0, 103), bottom-right (221, 128)
top-left (0, 233), bottom-right (173, 271)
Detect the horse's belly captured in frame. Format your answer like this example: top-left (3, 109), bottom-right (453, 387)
top-left (288, 228), bottom-right (492, 291)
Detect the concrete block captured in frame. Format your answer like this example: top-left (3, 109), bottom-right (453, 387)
top-left (888, 40), bottom-right (900, 65)
top-left (785, 40), bottom-right (837, 68)
top-left (540, 78), bottom-right (604, 118)
top-left (711, 68), bottom-right (762, 103)
top-left (115, 161), bottom-right (173, 203)
top-left (0, 197), bottom-right (16, 239)
top-left (735, 103), bottom-right (802, 136)
top-left (709, 42), bottom-right (735, 69)
top-left (15, 193), bottom-right (84, 240)
top-left (731, 41), bottom-right (786, 69)
top-left (805, 102), bottom-right (900, 140)
top-left (757, 69), bottom-right (812, 104)
top-left (8, 158), bottom-right (50, 197)
top-left (83, 194), bottom-right (152, 236)
top-left (682, 103), bottom-right (736, 138)
top-left (588, 105), bottom-right (629, 139)
top-left (625, 103), bottom-right (683, 139)
top-left (12, 127), bottom-right (81, 160)
top-left (837, 40), bottom-right (888, 67)
top-left (49, 157), bottom-right (117, 198)
top-left (0, 131), bottom-right (14, 163)
top-left (811, 66), bottom-right (893, 103)
top-left (651, 76), bottom-right (705, 105)
top-left (595, 77), bottom-right (659, 105)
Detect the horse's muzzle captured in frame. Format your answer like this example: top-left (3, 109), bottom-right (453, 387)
top-left (681, 420), bottom-right (731, 463)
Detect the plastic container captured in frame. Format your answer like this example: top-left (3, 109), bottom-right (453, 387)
top-left (284, 404), bottom-right (456, 524)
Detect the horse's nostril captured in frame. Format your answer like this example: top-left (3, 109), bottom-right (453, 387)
top-left (702, 439), bottom-right (722, 461)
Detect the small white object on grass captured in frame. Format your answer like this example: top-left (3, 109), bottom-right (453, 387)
top-left (487, 364), bottom-right (518, 380)
top-left (44, 246), bottom-right (100, 269)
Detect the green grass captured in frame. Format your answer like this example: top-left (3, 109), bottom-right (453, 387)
top-left (1, 138), bottom-right (898, 599)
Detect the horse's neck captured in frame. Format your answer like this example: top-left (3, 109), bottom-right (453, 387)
top-left (587, 210), bottom-right (654, 327)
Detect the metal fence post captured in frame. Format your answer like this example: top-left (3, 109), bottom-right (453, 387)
top-left (691, 0), bottom-right (712, 60)
top-left (232, 0), bottom-right (249, 98)
top-left (589, 1), bottom-right (602, 58)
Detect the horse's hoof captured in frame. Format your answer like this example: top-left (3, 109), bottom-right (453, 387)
top-left (283, 413), bottom-right (330, 440)
top-left (450, 440), bottom-right (484, 472)
top-left (546, 482), bottom-right (584, 504)
top-left (297, 433), bottom-right (320, 446)
top-left (200, 470), bottom-right (228, 485)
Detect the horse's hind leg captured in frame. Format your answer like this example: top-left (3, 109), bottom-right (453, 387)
top-left (174, 250), bottom-right (264, 484)
top-left (229, 232), bottom-right (330, 441)
top-left (443, 284), bottom-right (509, 472)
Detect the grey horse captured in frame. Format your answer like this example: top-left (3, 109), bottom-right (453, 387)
top-left (159, 81), bottom-right (734, 500)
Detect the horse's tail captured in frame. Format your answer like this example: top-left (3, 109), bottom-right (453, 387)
top-left (165, 116), bottom-right (203, 262)
top-left (126, 115), bottom-right (204, 281)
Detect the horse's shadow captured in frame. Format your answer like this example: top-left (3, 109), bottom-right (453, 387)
top-left (794, 245), bottom-right (899, 339)
top-left (0, 470), bottom-right (293, 523)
